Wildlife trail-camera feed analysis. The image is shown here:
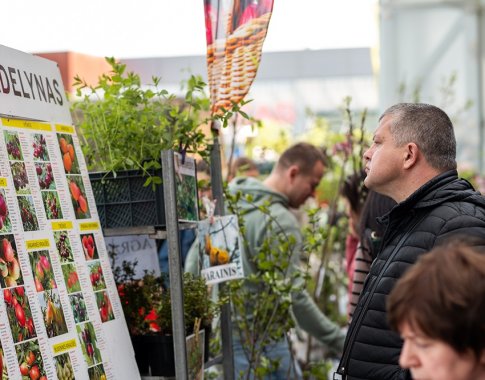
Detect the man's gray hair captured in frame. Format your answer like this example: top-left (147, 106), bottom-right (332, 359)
top-left (381, 103), bottom-right (457, 171)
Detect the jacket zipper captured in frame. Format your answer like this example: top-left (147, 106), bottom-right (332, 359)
top-left (336, 213), bottom-right (421, 378)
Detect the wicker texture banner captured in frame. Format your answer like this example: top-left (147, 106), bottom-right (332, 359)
top-left (204, 0), bottom-right (274, 115)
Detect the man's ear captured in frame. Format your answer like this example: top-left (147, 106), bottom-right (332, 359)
top-left (403, 143), bottom-right (419, 169)
top-left (288, 165), bottom-right (300, 180)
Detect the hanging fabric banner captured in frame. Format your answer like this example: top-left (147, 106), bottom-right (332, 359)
top-left (204, 0), bottom-right (274, 115)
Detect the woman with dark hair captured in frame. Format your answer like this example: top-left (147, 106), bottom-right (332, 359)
top-left (387, 240), bottom-right (485, 380)
top-left (348, 190), bottom-right (395, 319)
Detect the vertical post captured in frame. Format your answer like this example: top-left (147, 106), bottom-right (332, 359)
top-left (476, 5), bottom-right (485, 174)
top-left (210, 129), bottom-right (235, 380)
top-left (161, 149), bottom-right (188, 380)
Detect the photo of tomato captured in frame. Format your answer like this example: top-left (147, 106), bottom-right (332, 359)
top-left (57, 133), bottom-right (80, 174)
top-left (54, 231), bottom-right (74, 263)
top-left (4, 131), bottom-right (23, 161)
top-left (88, 363), bottom-right (106, 380)
top-left (76, 322), bottom-right (102, 367)
top-left (62, 264), bottom-right (81, 293)
top-left (15, 340), bottom-right (47, 380)
top-left (35, 162), bottom-right (56, 190)
top-left (10, 161), bottom-right (30, 195)
top-left (32, 133), bottom-right (50, 162)
top-left (39, 289), bottom-right (68, 338)
top-left (0, 189), bottom-right (12, 233)
top-left (0, 235), bottom-right (24, 288)
top-left (4, 286), bottom-right (36, 343)
top-left (41, 191), bottom-right (63, 220)
top-left (81, 233), bottom-right (98, 260)
top-left (95, 290), bottom-right (114, 323)
top-left (88, 261), bottom-right (106, 291)
top-left (29, 250), bottom-right (56, 292)
top-left (54, 352), bottom-right (74, 380)
top-left (67, 175), bottom-right (91, 219)
top-left (69, 292), bottom-right (89, 323)
top-left (17, 196), bottom-right (39, 232)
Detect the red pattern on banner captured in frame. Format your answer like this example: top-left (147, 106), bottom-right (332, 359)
top-left (204, 0), bottom-right (274, 115)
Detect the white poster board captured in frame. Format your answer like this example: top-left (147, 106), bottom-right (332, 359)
top-left (0, 44), bottom-right (140, 380)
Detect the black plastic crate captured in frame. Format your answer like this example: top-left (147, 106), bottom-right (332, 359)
top-left (89, 169), bottom-right (165, 229)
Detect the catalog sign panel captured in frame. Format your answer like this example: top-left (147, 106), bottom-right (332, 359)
top-left (0, 44), bottom-right (139, 380)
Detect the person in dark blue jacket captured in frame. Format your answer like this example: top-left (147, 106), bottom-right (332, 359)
top-left (335, 103), bottom-right (485, 380)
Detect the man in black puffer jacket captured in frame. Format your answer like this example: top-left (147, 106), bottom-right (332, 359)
top-left (335, 103), bottom-right (485, 380)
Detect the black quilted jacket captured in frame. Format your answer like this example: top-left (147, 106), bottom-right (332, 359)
top-left (335, 170), bottom-right (485, 380)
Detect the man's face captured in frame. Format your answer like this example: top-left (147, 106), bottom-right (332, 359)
top-left (363, 115), bottom-right (404, 200)
top-left (287, 161), bottom-right (325, 208)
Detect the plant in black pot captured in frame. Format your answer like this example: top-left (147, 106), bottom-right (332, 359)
top-left (111, 256), bottom-right (215, 377)
top-left (70, 58), bottom-right (212, 229)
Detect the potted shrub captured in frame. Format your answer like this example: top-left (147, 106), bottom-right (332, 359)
top-left (71, 58), bottom-right (212, 228)
top-left (111, 256), bottom-right (215, 377)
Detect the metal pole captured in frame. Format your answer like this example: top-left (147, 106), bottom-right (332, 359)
top-left (161, 149), bottom-right (188, 380)
top-left (477, 5), bottom-right (485, 174)
top-left (210, 128), bottom-right (234, 380)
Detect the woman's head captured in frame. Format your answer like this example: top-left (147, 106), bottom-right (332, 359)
top-left (388, 239), bottom-right (485, 380)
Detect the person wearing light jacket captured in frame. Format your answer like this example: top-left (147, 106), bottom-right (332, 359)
top-left (228, 143), bottom-right (345, 378)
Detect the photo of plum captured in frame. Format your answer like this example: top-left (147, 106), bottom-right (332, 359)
top-left (76, 322), bottom-right (102, 367)
top-left (69, 292), bottom-right (89, 323)
top-left (35, 162), bottom-right (55, 190)
top-left (62, 264), bottom-right (81, 293)
top-left (29, 250), bottom-right (56, 292)
top-left (39, 289), bottom-right (68, 338)
top-left (41, 191), bottom-right (63, 220)
top-left (88, 363), bottom-right (106, 380)
top-left (0, 190), bottom-right (11, 233)
top-left (10, 162), bottom-right (30, 194)
top-left (15, 340), bottom-right (46, 380)
top-left (54, 352), bottom-right (75, 380)
top-left (4, 131), bottom-right (23, 161)
top-left (88, 261), bottom-right (106, 291)
top-left (81, 233), bottom-right (98, 260)
top-left (17, 196), bottom-right (39, 232)
top-left (67, 175), bottom-right (91, 219)
top-left (32, 133), bottom-right (50, 161)
top-left (4, 286), bottom-right (36, 343)
top-left (57, 133), bottom-right (80, 174)
top-left (54, 231), bottom-right (74, 262)
top-left (96, 290), bottom-right (114, 323)
top-left (0, 235), bottom-right (24, 288)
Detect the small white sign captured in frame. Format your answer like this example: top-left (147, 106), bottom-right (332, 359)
top-left (0, 44), bottom-right (71, 124)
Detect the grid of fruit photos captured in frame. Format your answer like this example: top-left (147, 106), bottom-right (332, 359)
top-left (0, 118), bottom-right (138, 380)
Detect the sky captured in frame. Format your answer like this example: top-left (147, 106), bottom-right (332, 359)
top-left (2, 0), bottom-right (378, 58)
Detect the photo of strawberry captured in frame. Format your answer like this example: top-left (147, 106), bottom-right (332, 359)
top-left (81, 233), bottom-right (98, 261)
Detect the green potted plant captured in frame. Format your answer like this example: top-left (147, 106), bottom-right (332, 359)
top-left (111, 255), bottom-right (215, 377)
top-left (70, 58), bottom-right (212, 229)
